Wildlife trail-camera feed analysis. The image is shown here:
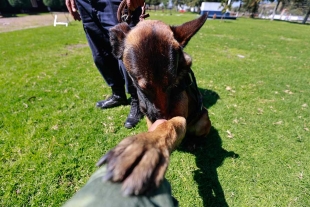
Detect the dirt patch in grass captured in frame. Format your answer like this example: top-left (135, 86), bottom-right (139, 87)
top-left (0, 12), bottom-right (72, 33)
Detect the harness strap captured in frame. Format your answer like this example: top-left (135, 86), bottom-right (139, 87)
top-left (175, 70), bottom-right (203, 125)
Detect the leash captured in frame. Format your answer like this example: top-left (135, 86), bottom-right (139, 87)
top-left (117, 0), bottom-right (149, 23)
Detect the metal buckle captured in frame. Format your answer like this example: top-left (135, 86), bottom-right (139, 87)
top-left (121, 14), bottom-right (129, 22)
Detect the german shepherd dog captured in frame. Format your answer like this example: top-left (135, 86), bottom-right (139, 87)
top-left (97, 14), bottom-right (211, 195)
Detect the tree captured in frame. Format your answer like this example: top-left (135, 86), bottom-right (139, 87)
top-left (0, 0), bottom-right (10, 10)
top-left (294, 0), bottom-right (310, 24)
top-left (271, 0), bottom-right (284, 20)
top-left (42, 0), bottom-right (64, 10)
top-left (7, 0), bottom-right (32, 8)
top-left (302, 4), bottom-right (310, 23)
top-left (147, 0), bottom-right (161, 5)
top-left (220, 0), bottom-right (233, 14)
top-left (243, 0), bottom-right (261, 18)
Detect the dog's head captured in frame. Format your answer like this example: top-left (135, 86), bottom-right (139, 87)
top-left (110, 14), bottom-right (207, 118)
top-left (110, 14), bottom-right (207, 58)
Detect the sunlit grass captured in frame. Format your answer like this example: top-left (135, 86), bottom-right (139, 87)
top-left (0, 12), bottom-right (309, 206)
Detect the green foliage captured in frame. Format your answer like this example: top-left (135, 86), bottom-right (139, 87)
top-left (42, 0), bottom-right (64, 9)
top-left (290, 0), bottom-right (310, 23)
top-left (7, 0), bottom-right (31, 8)
top-left (242, 0), bottom-right (261, 17)
top-left (147, 0), bottom-right (161, 5)
top-left (220, 0), bottom-right (232, 13)
top-left (187, 0), bottom-right (202, 7)
top-left (293, 0), bottom-right (310, 6)
top-left (160, 0), bottom-right (222, 7)
top-left (0, 0), bottom-right (9, 10)
top-left (0, 13), bottom-right (310, 206)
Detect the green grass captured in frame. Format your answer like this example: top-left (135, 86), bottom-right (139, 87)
top-left (1, 12), bottom-right (309, 206)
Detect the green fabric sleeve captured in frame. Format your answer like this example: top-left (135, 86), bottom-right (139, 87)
top-left (62, 166), bottom-right (178, 207)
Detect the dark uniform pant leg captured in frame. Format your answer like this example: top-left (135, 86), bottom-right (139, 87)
top-left (75, 0), bottom-right (125, 89)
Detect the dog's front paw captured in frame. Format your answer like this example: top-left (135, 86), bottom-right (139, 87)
top-left (96, 135), bottom-right (169, 196)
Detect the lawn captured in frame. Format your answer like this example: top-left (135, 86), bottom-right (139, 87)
top-left (0, 12), bottom-right (309, 206)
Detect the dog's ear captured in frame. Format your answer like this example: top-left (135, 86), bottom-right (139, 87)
top-left (110, 23), bottom-right (131, 59)
top-left (170, 13), bottom-right (208, 48)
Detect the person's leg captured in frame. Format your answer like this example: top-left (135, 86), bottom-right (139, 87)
top-left (75, 0), bottom-right (143, 126)
top-left (114, 5), bottom-right (144, 127)
top-left (62, 165), bottom-right (178, 207)
top-left (118, 60), bottom-right (144, 128)
top-left (94, 0), bottom-right (143, 127)
top-left (75, 0), bottom-right (128, 108)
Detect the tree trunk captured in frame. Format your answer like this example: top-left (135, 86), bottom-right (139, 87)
top-left (302, 8), bottom-right (310, 24)
top-left (250, 2), bottom-right (258, 18)
top-left (279, 1), bottom-right (286, 12)
top-left (271, 1), bottom-right (280, 21)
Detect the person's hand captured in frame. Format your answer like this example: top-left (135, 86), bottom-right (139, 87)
top-left (126, 0), bottom-right (144, 11)
top-left (148, 119), bottom-right (167, 132)
top-left (66, 0), bottom-right (81, 21)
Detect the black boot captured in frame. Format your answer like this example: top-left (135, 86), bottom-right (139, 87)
top-left (96, 87), bottom-right (128, 109)
top-left (124, 97), bottom-right (144, 129)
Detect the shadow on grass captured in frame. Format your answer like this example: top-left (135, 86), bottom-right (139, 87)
top-left (179, 89), bottom-right (239, 207)
top-left (199, 88), bottom-right (220, 109)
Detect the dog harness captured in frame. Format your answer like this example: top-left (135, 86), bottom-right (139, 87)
top-left (175, 69), bottom-right (204, 125)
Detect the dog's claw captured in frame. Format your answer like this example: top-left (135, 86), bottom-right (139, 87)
top-left (122, 186), bottom-right (134, 196)
top-left (96, 150), bottom-right (112, 167)
top-left (102, 170), bottom-right (114, 181)
top-left (97, 138), bottom-right (168, 195)
top-left (96, 156), bottom-right (106, 167)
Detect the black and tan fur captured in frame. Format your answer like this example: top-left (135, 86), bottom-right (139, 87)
top-left (97, 14), bottom-right (211, 196)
